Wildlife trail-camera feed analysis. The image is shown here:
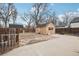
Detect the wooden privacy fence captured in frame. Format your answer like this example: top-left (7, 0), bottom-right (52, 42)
top-left (24, 27), bottom-right (35, 32)
top-left (0, 28), bottom-right (19, 55)
top-left (56, 28), bottom-right (79, 34)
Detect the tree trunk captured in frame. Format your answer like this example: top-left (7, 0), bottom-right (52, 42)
top-left (4, 21), bottom-right (7, 28)
top-left (13, 20), bottom-right (16, 24)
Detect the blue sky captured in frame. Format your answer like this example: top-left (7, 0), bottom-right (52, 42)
top-left (49, 3), bottom-right (79, 14)
top-left (15, 3), bottom-right (79, 14)
top-left (15, 3), bottom-right (32, 14)
top-left (13, 3), bottom-right (79, 25)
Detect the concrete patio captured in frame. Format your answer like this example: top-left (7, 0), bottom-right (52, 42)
top-left (2, 34), bottom-right (79, 56)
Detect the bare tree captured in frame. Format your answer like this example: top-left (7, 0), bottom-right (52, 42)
top-left (47, 10), bottom-right (58, 26)
top-left (0, 3), bottom-right (17, 27)
top-left (21, 12), bottom-right (34, 29)
top-left (64, 12), bottom-right (69, 26)
top-left (0, 4), bottom-right (11, 27)
top-left (21, 4), bottom-right (58, 28)
top-left (30, 3), bottom-right (48, 26)
top-left (64, 11), bottom-right (73, 28)
top-left (9, 3), bottom-right (17, 24)
top-left (51, 11), bottom-right (57, 25)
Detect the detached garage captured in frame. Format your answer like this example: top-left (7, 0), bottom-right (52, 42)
top-left (35, 22), bottom-right (55, 35)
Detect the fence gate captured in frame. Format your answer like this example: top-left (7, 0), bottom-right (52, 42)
top-left (0, 28), bottom-right (19, 55)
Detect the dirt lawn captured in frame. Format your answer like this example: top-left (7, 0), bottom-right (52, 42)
top-left (19, 33), bottom-right (57, 46)
top-left (2, 33), bottom-right (79, 56)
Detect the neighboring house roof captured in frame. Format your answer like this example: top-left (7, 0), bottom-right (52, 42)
top-left (70, 17), bottom-right (79, 28)
top-left (70, 22), bottom-right (79, 28)
top-left (9, 24), bottom-right (23, 28)
top-left (71, 17), bottom-right (79, 23)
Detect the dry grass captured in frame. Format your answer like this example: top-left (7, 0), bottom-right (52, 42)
top-left (19, 33), bottom-right (57, 46)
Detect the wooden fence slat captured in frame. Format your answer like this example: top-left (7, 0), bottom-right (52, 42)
top-left (0, 28), bottom-right (19, 55)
